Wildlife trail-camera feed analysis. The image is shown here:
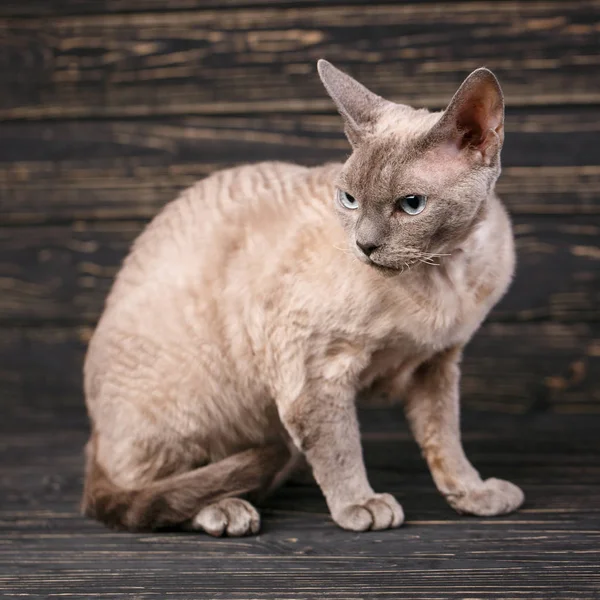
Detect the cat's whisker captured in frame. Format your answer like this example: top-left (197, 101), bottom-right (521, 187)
top-left (332, 244), bottom-right (354, 257)
top-left (401, 260), bottom-right (417, 273)
top-left (425, 253), bottom-right (451, 261)
top-left (418, 257), bottom-right (441, 267)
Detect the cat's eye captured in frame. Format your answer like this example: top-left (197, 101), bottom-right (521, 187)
top-left (398, 194), bottom-right (427, 215)
top-left (338, 189), bottom-right (359, 210)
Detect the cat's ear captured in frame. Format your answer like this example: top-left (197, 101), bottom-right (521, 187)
top-left (430, 68), bottom-right (504, 164)
top-left (317, 59), bottom-right (385, 147)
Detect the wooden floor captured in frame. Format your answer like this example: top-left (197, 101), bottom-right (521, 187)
top-left (2, 409), bottom-right (600, 599)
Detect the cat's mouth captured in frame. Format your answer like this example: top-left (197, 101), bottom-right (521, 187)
top-left (357, 247), bottom-right (449, 273)
top-left (360, 252), bottom-right (441, 274)
top-left (351, 241), bottom-right (447, 273)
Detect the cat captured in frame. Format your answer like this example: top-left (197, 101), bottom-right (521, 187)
top-left (82, 59), bottom-right (524, 536)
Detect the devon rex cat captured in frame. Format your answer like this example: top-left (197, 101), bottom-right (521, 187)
top-left (82, 60), bottom-right (524, 536)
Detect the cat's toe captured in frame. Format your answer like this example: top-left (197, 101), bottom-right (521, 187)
top-left (335, 493), bottom-right (404, 531)
top-left (192, 504), bottom-right (228, 536)
top-left (192, 498), bottom-right (260, 536)
top-left (336, 504), bottom-right (373, 531)
top-left (449, 478), bottom-right (525, 517)
top-left (365, 493), bottom-right (404, 530)
top-left (221, 498), bottom-right (261, 536)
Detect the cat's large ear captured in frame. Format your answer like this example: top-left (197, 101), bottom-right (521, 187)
top-left (317, 59), bottom-right (385, 147)
top-left (430, 68), bottom-right (504, 165)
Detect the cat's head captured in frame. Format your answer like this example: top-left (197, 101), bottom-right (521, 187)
top-left (317, 59), bottom-right (504, 271)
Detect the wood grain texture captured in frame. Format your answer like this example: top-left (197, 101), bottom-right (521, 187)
top-left (1, 216), bottom-right (598, 325)
top-left (2, 322), bottom-right (598, 417)
top-left (1, 1), bottom-right (599, 120)
top-left (2, 109), bottom-right (600, 224)
top-left (0, 0), bottom-right (493, 17)
top-left (1, 411), bottom-right (599, 598)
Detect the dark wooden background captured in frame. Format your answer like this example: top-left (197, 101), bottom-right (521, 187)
top-left (1, 0), bottom-right (598, 420)
top-left (2, 2), bottom-right (600, 599)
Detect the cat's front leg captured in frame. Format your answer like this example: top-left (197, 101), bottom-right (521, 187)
top-left (403, 347), bottom-right (524, 516)
top-left (278, 385), bottom-right (404, 531)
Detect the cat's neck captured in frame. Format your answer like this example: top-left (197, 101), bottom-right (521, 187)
top-left (445, 193), bottom-right (511, 272)
top-left (398, 192), bottom-right (514, 308)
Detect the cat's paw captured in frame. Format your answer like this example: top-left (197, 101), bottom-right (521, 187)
top-left (448, 478), bottom-right (524, 516)
top-left (333, 493), bottom-right (404, 532)
top-left (192, 498), bottom-right (260, 537)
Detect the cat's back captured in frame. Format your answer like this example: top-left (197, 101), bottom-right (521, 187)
top-left (105, 161), bottom-right (337, 305)
top-left (88, 160), bottom-right (343, 365)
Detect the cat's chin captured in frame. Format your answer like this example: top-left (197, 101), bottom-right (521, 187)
top-left (356, 253), bottom-right (404, 276)
top-left (371, 263), bottom-right (401, 277)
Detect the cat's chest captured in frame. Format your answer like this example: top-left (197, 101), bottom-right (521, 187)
top-left (389, 260), bottom-right (495, 347)
top-left (356, 264), bottom-right (497, 391)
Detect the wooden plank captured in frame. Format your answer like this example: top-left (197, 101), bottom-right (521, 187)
top-left (0, 216), bottom-right (598, 325)
top-left (1, 1), bottom-right (599, 120)
top-left (1, 0), bottom-right (424, 17)
top-left (2, 322), bottom-right (598, 417)
top-left (2, 110), bottom-right (600, 224)
top-left (1, 546), bottom-right (599, 598)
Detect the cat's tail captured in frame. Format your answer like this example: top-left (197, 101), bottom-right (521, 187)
top-left (81, 443), bottom-right (290, 531)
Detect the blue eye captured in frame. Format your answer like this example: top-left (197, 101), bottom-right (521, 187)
top-left (338, 189), bottom-right (359, 210)
top-left (398, 194), bottom-right (427, 215)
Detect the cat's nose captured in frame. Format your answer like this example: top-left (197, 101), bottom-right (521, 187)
top-left (357, 241), bottom-right (379, 257)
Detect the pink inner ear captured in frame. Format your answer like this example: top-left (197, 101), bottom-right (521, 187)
top-left (456, 101), bottom-right (487, 148)
top-left (430, 71), bottom-right (504, 162)
top-left (456, 92), bottom-right (501, 150)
